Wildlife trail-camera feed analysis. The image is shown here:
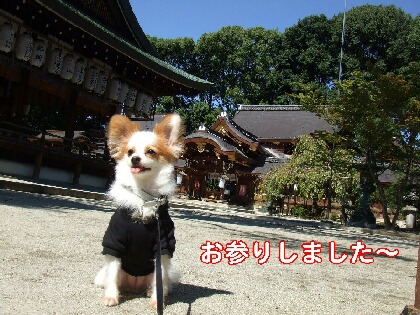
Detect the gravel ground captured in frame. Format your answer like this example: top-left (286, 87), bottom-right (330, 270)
top-left (0, 189), bottom-right (418, 315)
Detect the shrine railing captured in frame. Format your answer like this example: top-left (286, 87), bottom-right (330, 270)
top-left (0, 121), bottom-right (112, 166)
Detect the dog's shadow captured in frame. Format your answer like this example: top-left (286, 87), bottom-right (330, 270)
top-left (119, 282), bottom-right (232, 309)
top-left (170, 282), bottom-right (232, 305)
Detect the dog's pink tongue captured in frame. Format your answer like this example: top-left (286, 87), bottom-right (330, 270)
top-left (131, 167), bottom-right (142, 174)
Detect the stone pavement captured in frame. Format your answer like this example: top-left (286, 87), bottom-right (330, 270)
top-left (0, 174), bottom-right (419, 314)
top-left (1, 173), bottom-right (418, 241)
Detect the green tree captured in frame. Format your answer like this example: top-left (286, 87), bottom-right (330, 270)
top-left (148, 36), bottom-right (197, 73)
top-left (195, 26), bottom-right (286, 113)
top-left (406, 15), bottom-right (420, 62)
top-left (299, 70), bottom-right (419, 228)
top-left (385, 64), bottom-right (420, 224)
top-left (283, 14), bottom-right (336, 85)
top-left (259, 135), bottom-right (358, 220)
top-left (177, 101), bottom-right (220, 133)
top-left (331, 5), bottom-right (413, 76)
top-left (148, 36), bottom-right (201, 113)
top-left (147, 5), bottom-right (418, 139)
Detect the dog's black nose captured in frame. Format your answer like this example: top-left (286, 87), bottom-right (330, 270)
top-left (131, 156), bottom-right (141, 165)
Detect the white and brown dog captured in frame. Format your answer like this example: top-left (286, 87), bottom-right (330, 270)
top-left (95, 114), bottom-right (183, 308)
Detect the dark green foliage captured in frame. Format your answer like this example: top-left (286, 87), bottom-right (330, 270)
top-left (148, 5), bottom-right (418, 132)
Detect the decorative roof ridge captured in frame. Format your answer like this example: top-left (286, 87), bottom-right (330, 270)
top-left (42, 0), bottom-right (212, 87)
top-left (219, 116), bottom-right (258, 143)
top-left (226, 118), bottom-right (258, 142)
top-left (185, 129), bottom-right (235, 152)
top-left (185, 126), bottom-right (256, 163)
top-left (237, 104), bottom-right (302, 111)
top-left (206, 128), bottom-right (226, 140)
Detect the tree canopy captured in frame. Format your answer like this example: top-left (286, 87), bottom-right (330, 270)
top-left (146, 4), bottom-right (420, 228)
top-left (148, 4), bottom-right (418, 132)
top-left (259, 134), bottom-right (359, 220)
top-left (297, 68), bottom-right (419, 228)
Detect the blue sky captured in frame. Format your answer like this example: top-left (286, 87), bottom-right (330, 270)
top-left (132, 0), bottom-right (419, 41)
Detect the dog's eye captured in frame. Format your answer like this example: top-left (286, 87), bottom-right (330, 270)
top-left (127, 149), bottom-right (134, 157)
top-left (146, 149), bottom-right (155, 155)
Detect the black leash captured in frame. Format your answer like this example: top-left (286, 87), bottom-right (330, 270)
top-left (155, 213), bottom-right (164, 315)
top-left (127, 186), bottom-right (165, 314)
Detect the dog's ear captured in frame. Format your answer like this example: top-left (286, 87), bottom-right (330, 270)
top-left (107, 115), bottom-right (140, 160)
top-left (154, 114), bottom-right (185, 159)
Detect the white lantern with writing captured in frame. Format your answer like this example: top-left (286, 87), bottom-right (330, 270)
top-left (0, 22), bottom-right (15, 53)
top-left (60, 54), bottom-right (75, 80)
top-left (134, 92), bottom-right (147, 112)
top-left (94, 70), bottom-right (108, 94)
top-left (15, 32), bottom-right (33, 61)
top-left (125, 87), bottom-right (137, 108)
top-left (84, 66), bottom-right (99, 91)
top-left (142, 95), bottom-right (153, 114)
top-left (108, 79), bottom-right (121, 101)
top-left (117, 82), bottom-right (129, 103)
top-left (47, 47), bottom-right (63, 74)
top-left (71, 59), bottom-right (86, 84)
top-left (29, 39), bottom-right (47, 67)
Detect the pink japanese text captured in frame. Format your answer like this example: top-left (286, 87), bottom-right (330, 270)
top-left (199, 239), bottom-right (399, 265)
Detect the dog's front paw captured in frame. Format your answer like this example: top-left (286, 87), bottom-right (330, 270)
top-left (150, 298), bottom-right (158, 309)
top-left (104, 296), bottom-right (119, 306)
top-left (150, 297), bottom-right (167, 310)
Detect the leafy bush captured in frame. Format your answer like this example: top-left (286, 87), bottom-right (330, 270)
top-left (330, 213), bottom-right (340, 222)
top-left (294, 205), bottom-right (312, 218)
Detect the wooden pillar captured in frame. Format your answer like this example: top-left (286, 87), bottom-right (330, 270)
top-left (32, 131), bottom-right (45, 179)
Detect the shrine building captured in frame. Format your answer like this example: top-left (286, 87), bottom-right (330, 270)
top-left (178, 105), bottom-right (334, 206)
top-left (0, 0), bottom-right (211, 187)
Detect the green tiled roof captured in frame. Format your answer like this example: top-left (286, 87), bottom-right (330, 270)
top-left (38, 0), bottom-right (212, 92)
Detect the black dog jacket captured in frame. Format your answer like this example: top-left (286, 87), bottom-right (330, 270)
top-left (102, 203), bottom-right (175, 277)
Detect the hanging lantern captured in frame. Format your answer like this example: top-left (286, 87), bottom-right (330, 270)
top-left (125, 108), bottom-right (134, 117)
top-left (142, 95), bottom-right (153, 114)
top-left (84, 66), bottom-right (99, 91)
top-left (60, 53), bottom-right (75, 80)
top-left (125, 87), bottom-right (137, 108)
top-left (0, 22), bottom-right (15, 53)
top-left (15, 32), bottom-right (33, 61)
top-left (94, 70), bottom-right (108, 94)
top-left (117, 82), bottom-right (129, 103)
top-left (176, 174), bottom-right (183, 185)
top-left (134, 92), bottom-right (147, 112)
top-left (108, 78), bottom-right (121, 101)
top-left (47, 47), bottom-right (63, 74)
top-left (218, 178), bottom-right (226, 189)
top-left (29, 39), bottom-right (47, 67)
top-left (71, 58), bottom-right (86, 84)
